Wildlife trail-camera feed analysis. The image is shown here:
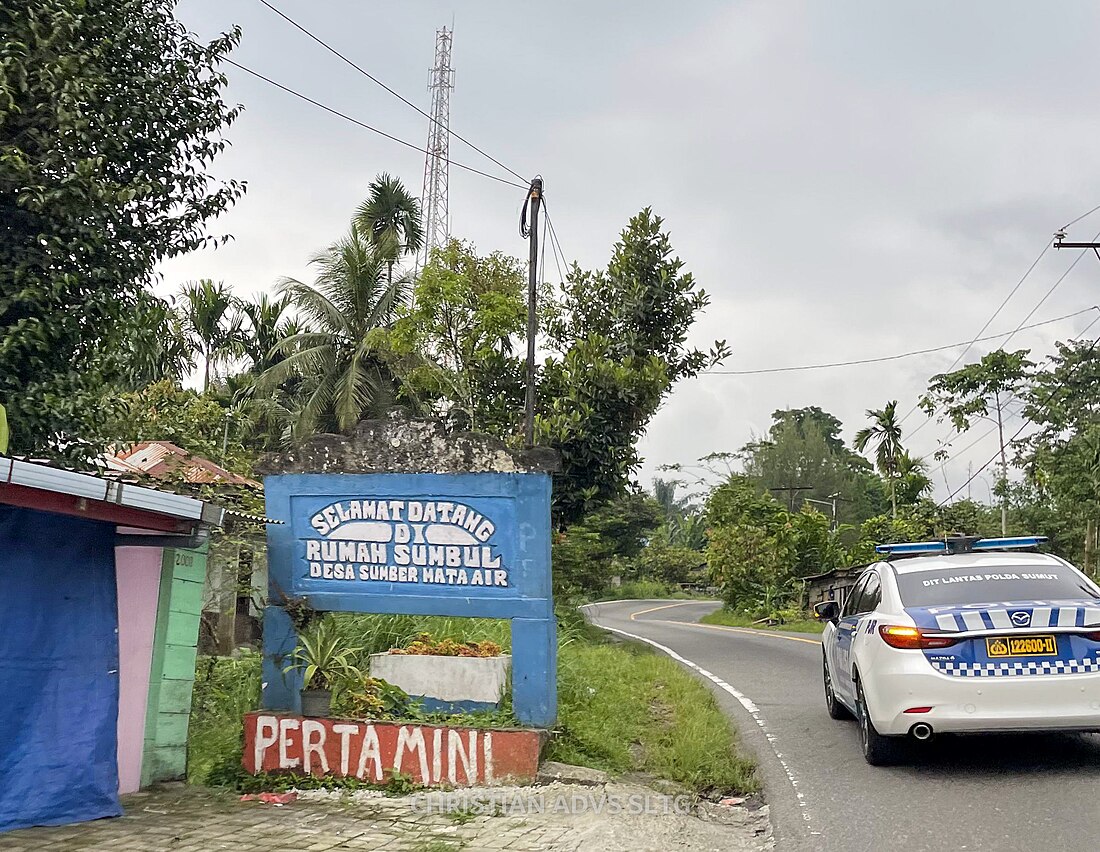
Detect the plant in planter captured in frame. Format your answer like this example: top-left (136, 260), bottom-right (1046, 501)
top-left (336, 677), bottom-right (415, 721)
top-left (282, 619), bottom-right (362, 717)
top-left (371, 632), bottom-right (511, 714)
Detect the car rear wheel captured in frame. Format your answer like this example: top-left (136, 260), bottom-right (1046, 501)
top-left (856, 679), bottom-right (904, 766)
top-left (823, 652), bottom-right (852, 720)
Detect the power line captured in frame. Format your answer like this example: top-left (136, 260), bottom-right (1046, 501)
top-left (923, 311), bottom-right (1100, 469)
top-left (999, 228), bottom-right (1100, 349)
top-left (1061, 201), bottom-right (1100, 232)
top-left (911, 238), bottom-right (1100, 445)
top-left (939, 327), bottom-right (1100, 506)
top-left (702, 306), bottom-right (1098, 376)
top-left (896, 241), bottom-right (1050, 430)
top-left (222, 59), bottom-right (527, 190)
top-left (541, 201), bottom-right (569, 285)
top-left (253, 0), bottom-right (527, 184)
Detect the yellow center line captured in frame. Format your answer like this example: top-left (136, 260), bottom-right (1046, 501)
top-left (662, 619), bottom-right (822, 646)
top-left (628, 601), bottom-right (709, 620)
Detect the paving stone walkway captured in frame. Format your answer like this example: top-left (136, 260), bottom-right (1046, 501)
top-left (0, 782), bottom-right (771, 852)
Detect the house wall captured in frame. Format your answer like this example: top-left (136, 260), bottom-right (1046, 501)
top-left (114, 547), bottom-right (163, 794)
top-left (141, 546), bottom-right (206, 786)
top-left (804, 569), bottom-right (859, 609)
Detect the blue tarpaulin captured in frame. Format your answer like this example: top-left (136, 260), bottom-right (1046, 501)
top-left (0, 506), bottom-right (121, 832)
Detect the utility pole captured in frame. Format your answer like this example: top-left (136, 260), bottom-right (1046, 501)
top-left (995, 391), bottom-right (1008, 535)
top-left (805, 491), bottom-right (844, 530)
top-left (769, 485), bottom-right (812, 512)
top-left (522, 177), bottom-right (543, 447)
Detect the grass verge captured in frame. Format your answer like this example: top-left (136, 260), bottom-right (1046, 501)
top-left (549, 616), bottom-right (757, 794)
top-left (700, 608), bottom-right (824, 635)
top-left (188, 609), bottom-right (757, 796)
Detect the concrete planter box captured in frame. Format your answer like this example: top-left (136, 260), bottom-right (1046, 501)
top-left (370, 653), bottom-right (511, 713)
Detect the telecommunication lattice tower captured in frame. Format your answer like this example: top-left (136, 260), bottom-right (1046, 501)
top-left (419, 26), bottom-right (455, 268)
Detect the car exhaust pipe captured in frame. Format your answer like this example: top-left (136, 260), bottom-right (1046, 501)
top-left (910, 723), bottom-right (933, 741)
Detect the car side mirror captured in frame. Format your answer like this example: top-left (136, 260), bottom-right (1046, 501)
top-left (814, 601), bottom-right (840, 623)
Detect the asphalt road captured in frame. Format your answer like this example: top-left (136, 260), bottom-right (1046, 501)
top-left (585, 599), bottom-right (1100, 852)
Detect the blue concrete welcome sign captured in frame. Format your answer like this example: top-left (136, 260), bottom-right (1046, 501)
top-left (263, 473), bottom-right (556, 726)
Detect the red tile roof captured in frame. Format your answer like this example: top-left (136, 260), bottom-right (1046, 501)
top-left (104, 441), bottom-right (260, 489)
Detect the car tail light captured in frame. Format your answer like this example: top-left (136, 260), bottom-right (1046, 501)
top-left (878, 624), bottom-right (960, 650)
top-left (904, 707), bottom-right (933, 714)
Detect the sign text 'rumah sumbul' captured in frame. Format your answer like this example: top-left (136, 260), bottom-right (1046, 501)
top-left (303, 499), bottom-right (510, 587)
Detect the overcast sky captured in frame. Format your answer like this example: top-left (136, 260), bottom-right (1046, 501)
top-left (165, 0), bottom-right (1100, 503)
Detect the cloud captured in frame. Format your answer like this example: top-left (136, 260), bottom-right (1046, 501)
top-left (167, 0), bottom-right (1100, 501)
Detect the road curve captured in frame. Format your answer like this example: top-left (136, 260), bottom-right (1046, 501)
top-left (584, 599), bottom-right (1100, 852)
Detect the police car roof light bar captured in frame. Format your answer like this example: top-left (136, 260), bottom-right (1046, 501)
top-left (875, 535), bottom-right (1049, 560)
top-left (971, 536), bottom-right (1049, 551)
top-left (874, 542), bottom-right (947, 556)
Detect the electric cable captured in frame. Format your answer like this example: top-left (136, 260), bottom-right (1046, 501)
top-left (253, 0), bottom-right (527, 184)
top-left (703, 307), bottom-right (1098, 376)
top-left (926, 311), bottom-right (1100, 485)
top-left (541, 202), bottom-right (568, 285)
top-left (895, 241), bottom-right (1050, 429)
top-left (938, 328), bottom-right (1100, 505)
top-left (222, 59), bottom-right (528, 190)
top-left (998, 228), bottom-right (1100, 349)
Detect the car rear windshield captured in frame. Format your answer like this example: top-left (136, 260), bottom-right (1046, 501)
top-left (895, 564), bottom-right (1100, 608)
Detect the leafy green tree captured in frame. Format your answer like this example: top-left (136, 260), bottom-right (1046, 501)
top-left (551, 493), bottom-right (661, 596)
top-left (100, 380), bottom-right (253, 474)
top-left (261, 230), bottom-right (409, 434)
top-left (739, 408), bottom-right (886, 525)
top-left (355, 173), bottom-right (424, 283)
top-left (238, 293), bottom-right (295, 373)
top-left (921, 349), bottom-right (1034, 534)
top-left (651, 478), bottom-right (707, 550)
top-left (1012, 339), bottom-right (1100, 567)
top-left (390, 240), bottom-right (527, 432)
top-left (539, 210), bottom-right (729, 524)
top-left (178, 280), bottom-right (244, 391)
top-left (854, 401), bottom-right (905, 519)
top-left (706, 474), bottom-right (851, 612)
top-left (0, 1), bottom-right (242, 458)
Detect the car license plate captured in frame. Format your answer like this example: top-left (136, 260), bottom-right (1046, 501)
top-left (986, 635), bottom-right (1058, 657)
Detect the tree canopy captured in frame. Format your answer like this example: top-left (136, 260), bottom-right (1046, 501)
top-left (0, 0), bottom-right (243, 458)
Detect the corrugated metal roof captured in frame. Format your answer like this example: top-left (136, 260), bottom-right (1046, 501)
top-left (0, 455), bottom-right (224, 526)
top-left (107, 441), bottom-right (260, 489)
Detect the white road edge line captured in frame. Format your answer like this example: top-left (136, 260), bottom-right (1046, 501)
top-left (581, 606), bottom-right (818, 835)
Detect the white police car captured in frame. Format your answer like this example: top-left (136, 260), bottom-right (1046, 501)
top-left (814, 536), bottom-right (1100, 765)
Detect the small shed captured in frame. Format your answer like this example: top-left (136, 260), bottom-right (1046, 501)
top-left (0, 456), bottom-right (225, 833)
top-left (802, 564), bottom-right (864, 611)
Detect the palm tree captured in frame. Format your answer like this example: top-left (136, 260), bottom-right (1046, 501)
top-left (355, 173), bottom-right (424, 282)
top-left (124, 292), bottom-right (194, 389)
top-left (177, 279), bottom-right (244, 392)
top-left (260, 229), bottom-right (409, 434)
top-left (239, 293), bottom-right (294, 373)
top-left (896, 451), bottom-right (933, 506)
top-left (854, 401), bottom-right (905, 518)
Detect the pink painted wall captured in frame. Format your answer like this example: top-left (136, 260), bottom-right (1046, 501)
top-left (115, 547), bottom-right (163, 794)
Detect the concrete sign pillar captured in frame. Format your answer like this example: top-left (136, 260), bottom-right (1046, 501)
top-left (259, 418), bottom-right (559, 728)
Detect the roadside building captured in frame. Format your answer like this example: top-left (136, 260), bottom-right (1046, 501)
top-left (802, 564), bottom-right (864, 610)
top-left (0, 456), bottom-right (227, 832)
top-left (103, 441), bottom-right (267, 654)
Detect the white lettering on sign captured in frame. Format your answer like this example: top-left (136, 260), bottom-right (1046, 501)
top-left (302, 499), bottom-right (510, 588)
top-left (251, 716), bottom-right (500, 784)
